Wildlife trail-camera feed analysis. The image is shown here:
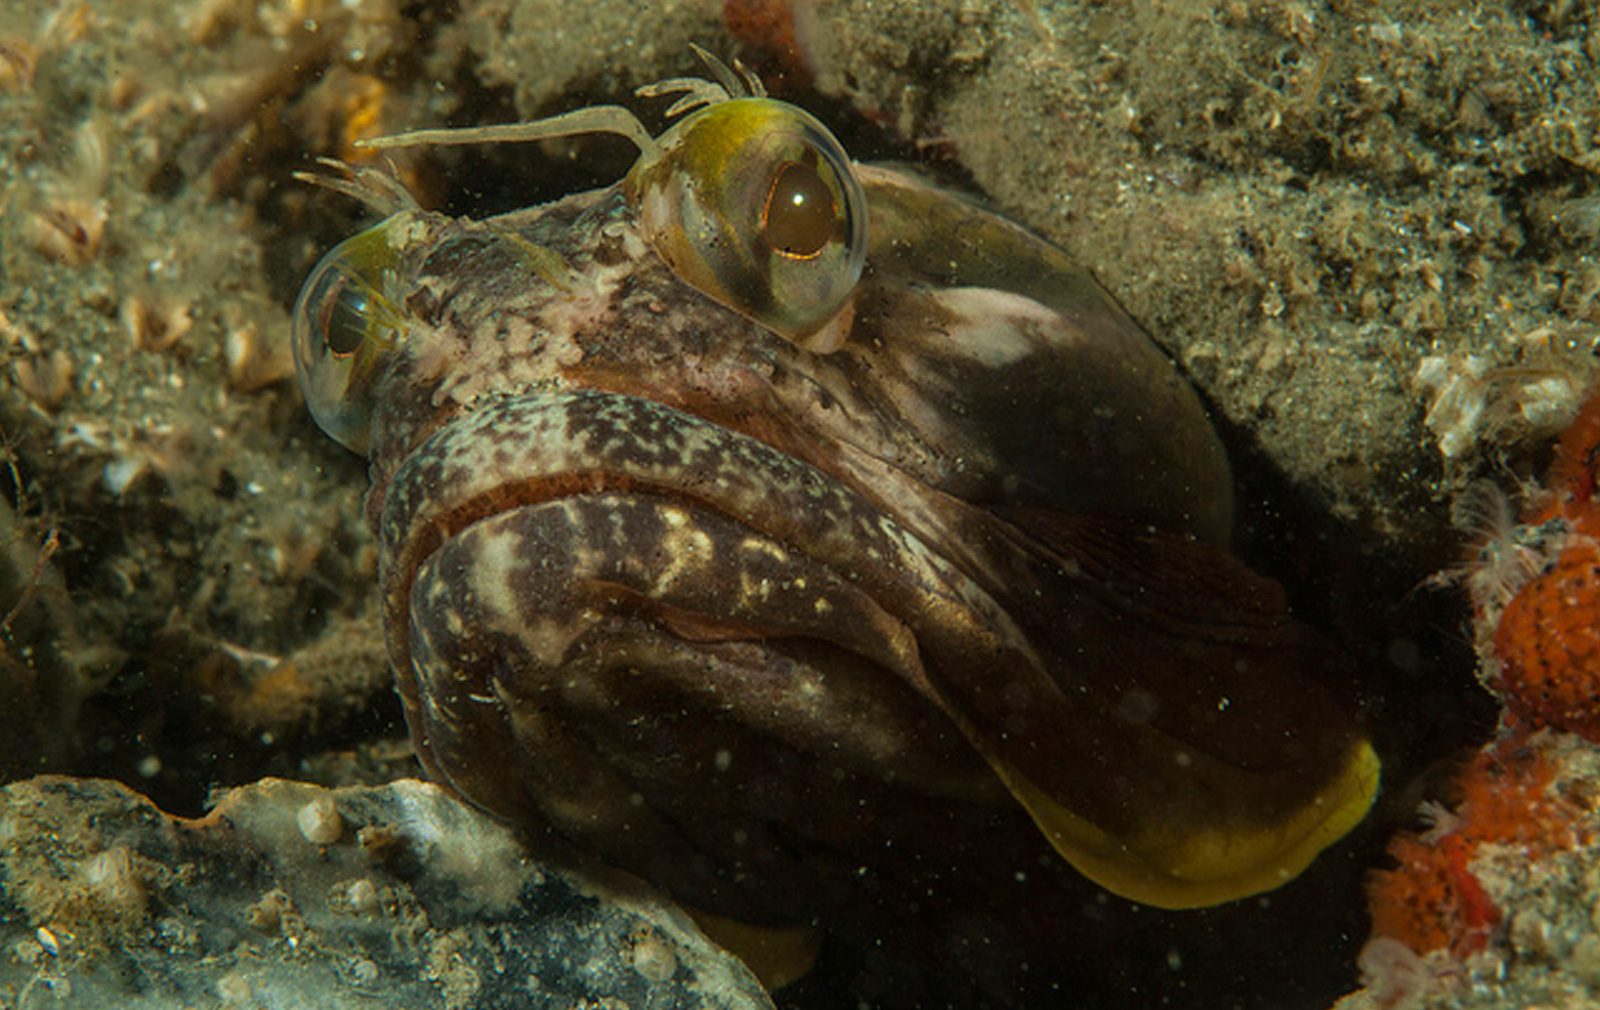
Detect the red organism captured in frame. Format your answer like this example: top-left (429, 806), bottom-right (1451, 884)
top-left (1369, 830), bottom-right (1498, 956)
top-left (1367, 741), bottom-right (1580, 956)
top-left (1527, 383), bottom-right (1600, 533)
top-left (1484, 384), bottom-right (1600, 741)
top-left (723, 0), bottom-right (814, 92)
top-left (1369, 386), bottom-right (1600, 999)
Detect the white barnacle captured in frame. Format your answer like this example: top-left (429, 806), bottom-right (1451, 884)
top-left (1413, 353), bottom-right (1489, 459)
top-left (1413, 347), bottom-right (1597, 461)
top-left (297, 794), bottom-right (343, 845)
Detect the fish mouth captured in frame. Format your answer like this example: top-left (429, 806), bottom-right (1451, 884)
top-left (377, 387), bottom-right (1027, 920)
top-left (377, 383), bottom-right (1021, 729)
top-left (377, 387), bottom-right (1379, 916)
top-left (376, 388), bottom-right (976, 656)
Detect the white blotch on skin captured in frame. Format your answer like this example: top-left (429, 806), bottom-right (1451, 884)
top-left (932, 286), bottom-right (1066, 367)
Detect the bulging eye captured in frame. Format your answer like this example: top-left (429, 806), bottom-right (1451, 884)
top-left (292, 217), bottom-right (408, 455)
top-left (630, 97), bottom-right (867, 350)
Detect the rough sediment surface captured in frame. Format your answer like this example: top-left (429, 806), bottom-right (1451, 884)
top-left (1, 1), bottom-right (1598, 1008)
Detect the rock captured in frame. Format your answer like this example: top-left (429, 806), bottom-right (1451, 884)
top-left (0, 776), bottom-right (774, 1010)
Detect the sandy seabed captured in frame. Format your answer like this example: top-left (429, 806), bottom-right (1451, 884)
top-left (1, 1), bottom-right (1598, 1008)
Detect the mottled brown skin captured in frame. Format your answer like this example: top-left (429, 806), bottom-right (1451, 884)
top-left (330, 163), bottom-right (1369, 988)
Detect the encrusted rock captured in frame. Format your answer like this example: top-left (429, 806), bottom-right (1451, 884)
top-left (0, 776), bottom-right (774, 1010)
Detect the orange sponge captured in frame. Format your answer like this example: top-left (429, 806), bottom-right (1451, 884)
top-left (1492, 542), bottom-right (1600, 739)
top-left (1484, 384), bottom-right (1600, 742)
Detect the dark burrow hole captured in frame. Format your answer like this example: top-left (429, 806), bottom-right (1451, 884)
top-left (73, 654), bottom-right (409, 821)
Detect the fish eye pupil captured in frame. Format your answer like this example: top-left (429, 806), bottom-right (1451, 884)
top-left (764, 161), bottom-right (836, 260)
top-left (319, 277), bottom-right (371, 357)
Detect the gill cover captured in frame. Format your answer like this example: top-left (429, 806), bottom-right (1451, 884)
top-left (932, 509), bottom-right (1382, 910)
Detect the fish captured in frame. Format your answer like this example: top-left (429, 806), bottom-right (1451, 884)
top-left (292, 46), bottom-right (1378, 985)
